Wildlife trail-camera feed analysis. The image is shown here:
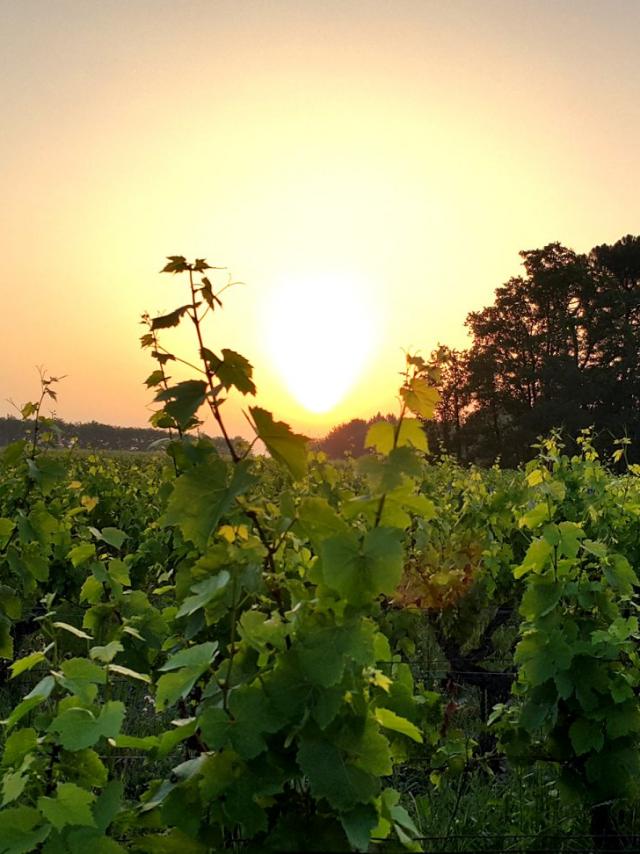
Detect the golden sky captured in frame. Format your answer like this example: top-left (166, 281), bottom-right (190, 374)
top-left (2, 1), bottom-right (639, 439)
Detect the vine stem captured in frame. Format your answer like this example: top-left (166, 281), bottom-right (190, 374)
top-left (146, 319), bottom-right (183, 475)
top-left (374, 391), bottom-right (409, 529)
top-left (29, 382), bottom-right (47, 459)
top-left (222, 571), bottom-right (239, 713)
top-left (185, 264), bottom-right (294, 682)
top-left (187, 268), bottom-right (240, 463)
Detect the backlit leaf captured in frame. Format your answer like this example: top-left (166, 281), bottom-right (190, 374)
top-left (155, 380), bottom-right (207, 429)
top-left (151, 305), bottom-right (191, 329)
top-left (250, 407), bottom-right (309, 480)
top-left (162, 458), bottom-right (254, 550)
top-left (400, 377), bottom-right (440, 420)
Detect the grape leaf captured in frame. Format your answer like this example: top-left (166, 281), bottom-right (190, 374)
top-left (159, 642), bottom-right (219, 672)
top-left (204, 348), bottom-right (256, 396)
top-left (48, 701), bottom-right (125, 750)
top-left (163, 459), bottom-right (254, 550)
top-left (0, 806), bottom-right (50, 853)
top-left (297, 736), bottom-right (378, 810)
top-left (321, 527), bottom-right (404, 605)
top-left (151, 305), bottom-right (191, 329)
top-left (155, 380), bottom-right (207, 429)
top-left (400, 377), bottom-right (440, 419)
top-left (250, 407), bottom-right (309, 480)
top-left (37, 782), bottom-right (96, 831)
top-left (374, 708), bottom-right (423, 743)
top-left (569, 718), bottom-right (604, 756)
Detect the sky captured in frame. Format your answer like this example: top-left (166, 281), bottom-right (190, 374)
top-left (1, 0), bottom-right (639, 439)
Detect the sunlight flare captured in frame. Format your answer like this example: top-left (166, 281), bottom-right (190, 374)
top-left (264, 272), bottom-right (377, 413)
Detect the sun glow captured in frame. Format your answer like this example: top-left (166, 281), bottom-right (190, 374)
top-left (264, 272), bottom-right (377, 414)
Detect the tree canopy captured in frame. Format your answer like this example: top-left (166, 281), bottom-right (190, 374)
top-left (430, 235), bottom-right (640, 465)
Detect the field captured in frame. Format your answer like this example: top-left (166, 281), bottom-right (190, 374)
top-left (2, 425), bottom-right (640, 852)
top-left (2, 259), bottom-right (640, 853)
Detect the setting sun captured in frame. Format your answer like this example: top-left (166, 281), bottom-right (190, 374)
top-left (262, 272), bottom-right (377, 414)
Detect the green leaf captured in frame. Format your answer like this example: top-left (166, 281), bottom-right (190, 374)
top-left (100, 527), bottom-right (127, 549)
top-left (337, 716), bottom-right (392, 776)
top-left (297, 497), bottom-right (351, 550)
top-left (396, 418), bottom-right (428, 452)
top-left (400, 377), bottom-right (440, 419)
top-left (52, 621), bottom-right (93, 640)
top-left (2, 764), bottom-right (31, 807)
top-left (365, 421), bottom-right (395, 454)
top-left (519, 579), bottom-right (564, 620)
top-left (90, 641), bottom-right (124, 663)
top-left (297, 621), bottom-right (375, 688)
top-left (569, 718), bottom-right (604, 756)
top-left (321, 527), bottom-right (404, 605)
top-left (48, 701), bottom-right (125, 750)
top-left (0, 518), bottom-right (15, 548)
top-left (145, 369), bottom-right (165, 388)
top-left (4, 676), bottom-right (55, 729)
top-left (10, 651), bottom-right (47, 679)
top-left (155, 669), bottom-right (204, 711)
top-left (297, 735), bottom-right (378, 810)
top-left (606, 702), bottom-right (640, 738)
top-left (108, 664), bottom-right (151, 683)
top-left (68, 543), bottom-right (96, 568)
top-left (583, 539), bottom-right (607, 559)
top-left (93, 780), bottom-right (124, 834)
top-left (155, 380), bottom-right (207, 429)
top-left (558, 522), bottom-right (585, 558)
top-left (107, 559), bottom-right (130, 587)
top-left (113, 734), bottom-right (159, 751)
top-left (160, 642), bottom-right (219, 672)
top-left (519, 503), bottom-right (553, 529)
top-left (374, 708), bottom-right (423, 743)
top-left (37, 782), bottom-right (96, 831)
top-left (163, 458), bottom-right (254, 550)
top-left (59, 748), bottom-right (107, 789)
top-left (0, 806), bottom-right (50, 854)
top-left (239, 611), bottom-right (287, 653)
top-left (80, 575), bottom-right (103, 604)
top-left (250, 407), bottom-right (309, 480)
top-left (199, 690), bottom-right (282, 760)
top-left (26, 456), bottom-right (66, 495)
top-left (204, 348), bottom-right (256, 395)
top-left (1, 729), bottom-right (37, 769)
top-left (0, 441), bottom-right (26, 468)
top-left (58, 657), bottom-right (106, 702)
top-left (175, 572), bottom-right (230, 618)
top-left (514, 538), bottom-right (553, 579)
top-left (151, 304), bottom-right (191, 329)
top-left (0, 617), bottom-right (13, 660)
top-left (604, 554), bottom-right (639, 596)
top-left (161, 256), bottom-right (189, 274)
top-left (341, 804), bottom-right (379, 852)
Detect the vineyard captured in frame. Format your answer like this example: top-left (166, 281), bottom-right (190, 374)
top-left (2, 259), bottom-right (640, 852)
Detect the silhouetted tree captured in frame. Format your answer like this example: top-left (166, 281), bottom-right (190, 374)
top-left (435, 235), bottom-right (640, 465)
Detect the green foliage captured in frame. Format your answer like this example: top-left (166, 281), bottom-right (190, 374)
top-left (3, 255), bottom-right (640, 850)
top-left (495, 432), bottom-right (640, 813)
top-left (0, 258), bottom-right (447, 852)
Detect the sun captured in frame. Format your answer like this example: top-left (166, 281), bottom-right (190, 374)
top-left (264, 272), bottom-right (377, 414)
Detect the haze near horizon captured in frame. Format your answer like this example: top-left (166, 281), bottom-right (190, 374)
top-left (2, 0), bottom-right (639, 438)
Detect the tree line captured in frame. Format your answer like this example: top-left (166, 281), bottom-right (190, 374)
top-left (0, 417), bottom-right (234, 455)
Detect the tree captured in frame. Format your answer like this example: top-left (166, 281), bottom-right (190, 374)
top-left (443, 236), bottom-right (640, 465)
